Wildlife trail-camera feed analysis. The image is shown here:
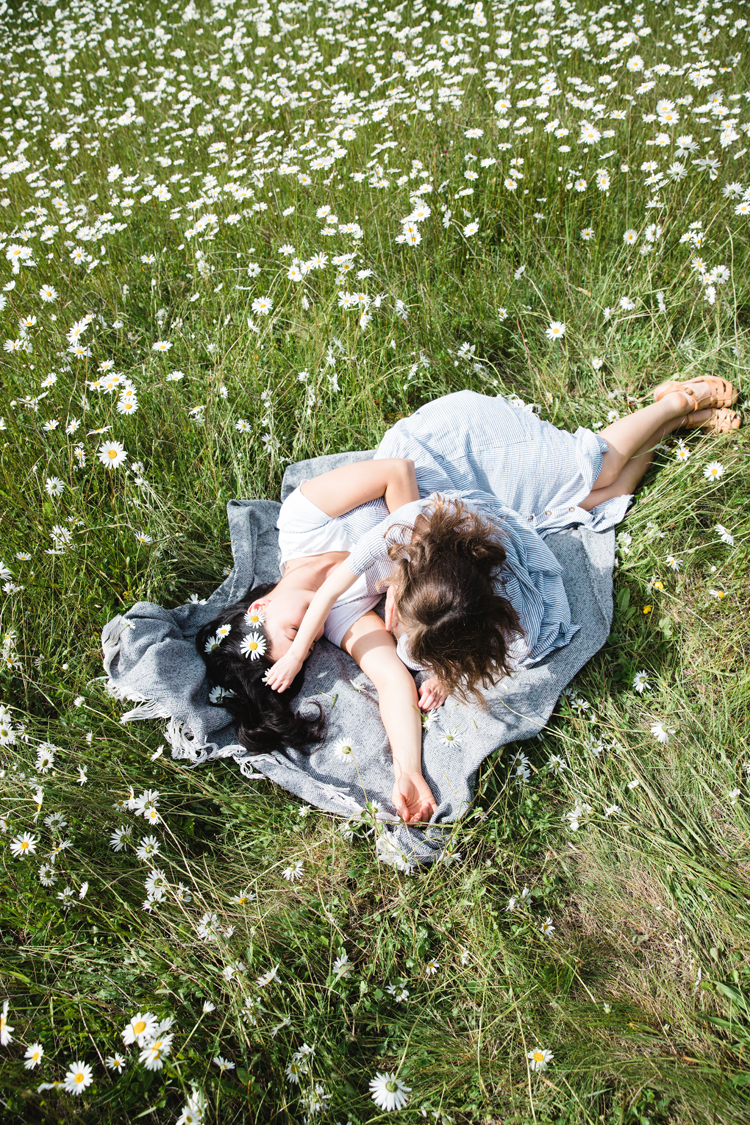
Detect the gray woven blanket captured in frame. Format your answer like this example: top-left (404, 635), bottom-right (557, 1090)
top-left (101, 451), bottom-right (615, 868)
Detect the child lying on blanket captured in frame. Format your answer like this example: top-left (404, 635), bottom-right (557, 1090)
top-left (199, 379), bottom-right (741, 826)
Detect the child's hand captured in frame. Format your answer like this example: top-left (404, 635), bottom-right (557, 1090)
top-left (265, 650), bottom-right (303, 692)
top-left (419, 677), bottom-right (447, 711)
top-left (392, 772), bottom-right (438, 824)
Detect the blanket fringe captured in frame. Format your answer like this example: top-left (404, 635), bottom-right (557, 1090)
top-left (121, 699), bottom-right (174, 723)
top-left (163, 716), bottom-right (213, 766)
top-left (104, 677), bottom-right (149, 704)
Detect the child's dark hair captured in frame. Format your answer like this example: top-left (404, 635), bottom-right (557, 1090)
top-left (387, 498), bottom-right (524, 703)
top-left (195, 583), bottom-right (325, 756)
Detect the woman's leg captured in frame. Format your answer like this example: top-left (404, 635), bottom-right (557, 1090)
top-left (580, 437), bottom-right (663, 510)
top-left (581, 388), bottom-right (714, 506)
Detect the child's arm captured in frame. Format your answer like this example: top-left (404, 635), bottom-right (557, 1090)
top-left (300, 457), bottom-right (418, 517)
top-left (264, 560), bottom-right (360, 692)
top-left (342, 611), bottom-right (437, 824)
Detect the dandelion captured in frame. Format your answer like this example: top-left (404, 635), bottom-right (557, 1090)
top-left (63, 1060), bottom-right (94, 1095)
top-left (545, 320), bottom-right (566, 340)
top-left (528, 1047), bottom-right (554, 1072)
top-left (369, 1071), bottom-right (411, 1112)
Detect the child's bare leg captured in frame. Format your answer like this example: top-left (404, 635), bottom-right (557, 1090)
top-left (342, 612), bottom-right (437, 824)
top-left (592, 387), bottom-right (714, 491)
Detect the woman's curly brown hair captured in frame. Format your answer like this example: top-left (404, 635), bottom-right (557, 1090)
top-left (386, 497), bottom-right (524, 703)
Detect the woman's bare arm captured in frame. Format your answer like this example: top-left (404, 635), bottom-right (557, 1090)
top-left (264, 560), bottom-right (359, 692)
top-left (342, 611), bottom-right (437, 824)
top-left (299, 457), bottom-right (418, 516)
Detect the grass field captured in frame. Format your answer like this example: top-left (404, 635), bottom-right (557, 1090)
top-left (1, 0), bottom-right (749, 1121)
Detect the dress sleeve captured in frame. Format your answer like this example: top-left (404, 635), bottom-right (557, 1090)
top-left (487, 502), bottom-right (579, 668)
top-left (346, 498), bottom-right (428, 576)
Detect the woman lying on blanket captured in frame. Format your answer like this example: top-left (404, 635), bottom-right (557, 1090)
top-left (198, 379), bottom-right (740, 825)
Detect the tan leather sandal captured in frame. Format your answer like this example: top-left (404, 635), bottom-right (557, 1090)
top-left (653, 376), bottom-right (738, 411)
top-left (684, 407), bottom-right (742, 434)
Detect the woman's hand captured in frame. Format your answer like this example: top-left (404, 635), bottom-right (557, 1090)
top-left (418, 677), bottom-right (447, 711)
top-left (265, 650), bottom-right (304, 692)
top-left (392, 771), bottom-right (438, 824)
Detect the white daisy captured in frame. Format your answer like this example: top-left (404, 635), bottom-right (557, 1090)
top-left (97, 440), bottom-right (127, 469)
top-left (334, 739), bottom-right (356, 763)
top-left (528, 1047), bottom-right (554, 1072)
top-left (240, 632), bottom-right (267, 660)
top-left (63, 1060), bottom-right (93, 1095)
top-left (369, 1071), bottom-right (411, 1112)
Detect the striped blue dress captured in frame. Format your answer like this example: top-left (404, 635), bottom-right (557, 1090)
top-left (345, 490), bottom-right (581, 672)
top-left (374, 389), bottom-right (631, 536)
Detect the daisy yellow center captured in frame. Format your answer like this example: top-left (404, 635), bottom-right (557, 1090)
top-left (20, 841), bottom-right (29, 850)
top-left (133, 1020), bottom-right (146, 1034)
top-left (108, 449), bottom-right (117, 459)
top-left (342, 745), bottom-right (351, 754)
top-left (74, 1072), bottom-right (84, 1084)
top-left (533, 1051), bottom-right (544, 1062)
top-left (248, 641), bottom-right (258, 650)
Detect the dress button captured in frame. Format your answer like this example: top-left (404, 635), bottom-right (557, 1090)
top-left (568, 507), bottom-right (575, 512)
top-left (527, 514), bottom-right (534, 521)
top-left (545, 510), bottom-right (552, 516)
